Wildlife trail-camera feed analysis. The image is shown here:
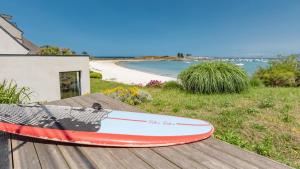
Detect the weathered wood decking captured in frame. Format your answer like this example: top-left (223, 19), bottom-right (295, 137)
top-left (0, 94), bottom-right (292, 169)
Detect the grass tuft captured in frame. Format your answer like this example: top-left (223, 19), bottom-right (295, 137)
top-left (258, 97), bottom-right (275, 108)
top-left (178, 62), bottom-right (250, 94)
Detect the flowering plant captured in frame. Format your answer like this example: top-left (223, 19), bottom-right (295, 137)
top-left (103, 86), bottom-right (152, 105)
top-left (146, 80), bottom-right (163, 88)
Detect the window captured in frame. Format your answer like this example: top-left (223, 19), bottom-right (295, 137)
top-left (59, 71), bottom-right (81, 99)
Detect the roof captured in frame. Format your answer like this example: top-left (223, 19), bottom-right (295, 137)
top-left (0, 14), bottom-right (40, 54)
top-left (0, 94), bottom-right (292, 169)
top-left (22, 37), bottom-right (40, 54)
top-left (0, 14), bottom-right (23, 33)
top-left (0, 14), bottom-right (13, 21)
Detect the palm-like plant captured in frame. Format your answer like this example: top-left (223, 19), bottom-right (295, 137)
top-left (178, 62), bottom-right (249, 94)
top-left (0, 80), bottom-right (31, 104)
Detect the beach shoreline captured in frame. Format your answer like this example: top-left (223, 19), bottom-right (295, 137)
top-left (89, 60), bottom-right (176, 85)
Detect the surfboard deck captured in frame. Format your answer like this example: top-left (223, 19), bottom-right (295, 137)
top-left (0, 104), bottom-right (214, 147)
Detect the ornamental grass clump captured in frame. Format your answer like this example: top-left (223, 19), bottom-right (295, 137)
top-left (103, 86), bottom-right (152, 105)
top-left (178, 62), bottom-right (249, 94)
top-left (0, 80), bottom-right (31, 104)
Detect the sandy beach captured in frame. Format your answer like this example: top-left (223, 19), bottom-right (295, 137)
top-left (90, 60), bottom-right (176, 85)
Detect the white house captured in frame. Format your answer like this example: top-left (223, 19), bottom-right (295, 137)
top-left (0, 14), bottom-right (90, 102)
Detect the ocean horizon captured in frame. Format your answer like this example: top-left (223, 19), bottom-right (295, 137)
top-left (118, 60), bottom-right (269, 78)
top-left (94, 55), bottom-right (280, 59)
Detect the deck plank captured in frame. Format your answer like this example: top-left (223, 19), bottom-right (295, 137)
top-left (130, 148), bottom-right (180, 169)
top-left (45, 100), bottom-right (99, 169)
top-left (106, 148), bottom-right (153, 169)
top-left (57, 145), bottom-right (98, 169)
top-left (0, 132), bottom-right (13, 169)
top-left (152, 146), bottom-right (208, 169)
top-left (172, 143), bottom-right (234, 169)
top-left (202, 138), bottom-right (293, 169)
top-left (33, 142), bottom-right (70, 169)
top-left (190, 141), bottom-right (259, 169)
top-left (79, 147), bottom-right (125, 169)
top-left (11, 135), bottom-right (41, 169)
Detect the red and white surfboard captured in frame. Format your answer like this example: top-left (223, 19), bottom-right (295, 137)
top-left (0, 104), bottom-right (214, 147)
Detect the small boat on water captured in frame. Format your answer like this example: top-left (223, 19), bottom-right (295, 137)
top-left (235, 63), bottom-right (244, 66)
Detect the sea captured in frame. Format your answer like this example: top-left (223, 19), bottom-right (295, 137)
top-left (118, 59), bottom-right (269, 78)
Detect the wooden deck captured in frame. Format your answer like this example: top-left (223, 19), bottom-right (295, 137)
top-left (0, 94), bottom-right (292, 169)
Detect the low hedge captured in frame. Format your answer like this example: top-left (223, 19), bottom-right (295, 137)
top-left (90, 71), bottom-right (102, 79)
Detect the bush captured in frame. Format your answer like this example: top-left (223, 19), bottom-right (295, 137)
top-left (254, 55), bottom-right (300, 87)
top-left (146, 80), bottom-right (163, 88)
top-left (103, 86), bottom-right (152, 105)
top-left (90, 71), bottom-right (102, 79)
top-left (163, 81), bottom-right (182, 90)
top-left (178, 62), bottom-right (249, 94)
top-left (250, 76), bottom-right (264, 87)
top-left (0, 80), bottom-right (31, 104)
top-left (258, 97), bottom-right (274, 108)
top-left (39, 45), bottom-right (74, 55)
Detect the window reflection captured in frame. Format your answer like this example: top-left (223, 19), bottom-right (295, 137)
top-left (59, 71), bottom-right (81, 99)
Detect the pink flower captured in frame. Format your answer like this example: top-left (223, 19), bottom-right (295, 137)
top-left (146, 80), bottom-right (163, 88)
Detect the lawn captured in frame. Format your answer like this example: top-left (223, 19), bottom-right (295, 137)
top-left (91, 78), bottom-right (300, 168)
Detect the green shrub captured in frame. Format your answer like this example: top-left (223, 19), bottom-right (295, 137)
top-left (245, 108), bottom-right (260, 114)
top-left (178, 62), bottom-right (249, 94)
top-left (258, 97), bottom-right (274, 108)
top-left (172, 107), bottom-right (180, 113)
top-left (217, 130), bottom-right (249, 148)
top-left (0, 80), bottom-right (31, 104)
top-left (254, 55), bottom-right (300, 87)
top-left (254, 136), bottom-right (273, 156)
top-left (39, 45), bottom-right (74, 55)
top-left (250, 76), bottom-right (264, 87)
top-left (280, 105), bottom-right (295, 123)
top-left (90, 71), bottom-right (102, 79)
top-left (163, 81), bottom-right (182, 89)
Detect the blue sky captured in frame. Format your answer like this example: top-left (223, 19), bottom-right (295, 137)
top-left (2, 0), bottom-right (300, 57)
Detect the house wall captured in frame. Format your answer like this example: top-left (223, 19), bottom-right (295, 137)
top-left (0, 17), bottom-right (23, 42)
top-left (0, 28), bottom-right (28, 54)
top-left (0, 55), bottom-right (90, 102)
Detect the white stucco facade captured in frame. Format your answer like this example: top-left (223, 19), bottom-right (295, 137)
top-left (0, 28), bottom-right (28, 54)
top-left (0, 55), bottom-right (90, 102)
